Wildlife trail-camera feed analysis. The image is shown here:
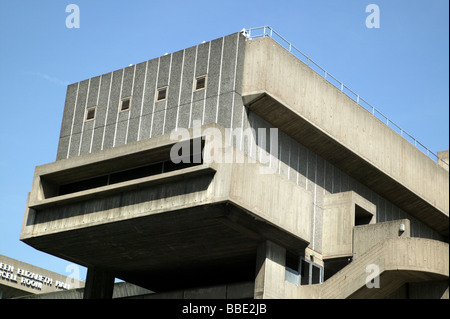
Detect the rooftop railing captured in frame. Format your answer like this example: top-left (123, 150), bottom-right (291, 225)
top-left (242, 26), bottom-right (448, 167)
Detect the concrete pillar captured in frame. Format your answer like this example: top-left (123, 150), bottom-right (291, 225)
top-left (83, 267), bottom-right (115, 299)
top-left (254, 241), bottom-right (286, 299)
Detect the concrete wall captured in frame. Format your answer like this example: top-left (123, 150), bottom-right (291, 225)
top-left (408, 281), bottom-right (449, 299)
top-left (228, 154), bottom-right (313, 243)
top-left (353, 219), bottom-right (410, 259)
top-left (241, 36), bottom-right (448, 219)
top-left (237, 111), bottom-right (445, 254)
top-left (129, 282), bottom-right (254, 299)
top-left (51, 32), bottom-right (447, 256)
top-left (438, 150), bottom-right (449, 171)
top-left (23, 124), bottom-right (313, 247)
top-left (57, 32), bottom-right (247, 161)
top-left (322, 192), bottom-right (376, 259)
top-left (25, 31), bottom-right (449, 299)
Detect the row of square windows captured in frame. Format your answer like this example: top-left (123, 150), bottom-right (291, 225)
top-left (85, 74), bottom-right (207, 121)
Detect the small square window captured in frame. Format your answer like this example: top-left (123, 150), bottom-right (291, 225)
top-left (85, 106), bottom-right (97, 121)
top-left (156, 86), bottom-right (168, 101)
top-left (120, 97), bottom-right (131, 111)
top-left (195, 75), bottom-right (207, 91)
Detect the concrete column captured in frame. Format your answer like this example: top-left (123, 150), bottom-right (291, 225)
top-left (83, 267), bottom-right (115, 299)
top-left (254, 241), bottom-right (286, 299)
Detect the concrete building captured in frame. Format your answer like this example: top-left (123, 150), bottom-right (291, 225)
top-left (0, 254), bottom-right (84, 299)
top-left (0, 254), bottom-right (152, 299)
top-left (20, 27), bottom-right (448, 299)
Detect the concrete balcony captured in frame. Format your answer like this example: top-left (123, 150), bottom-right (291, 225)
top-left (20, 124), bottom-right (313, 292)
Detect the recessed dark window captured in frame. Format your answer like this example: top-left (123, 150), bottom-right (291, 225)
top-left (285, 251), bottom-right (299, 271)
top-left (311, 264), bottom-right (322, 284)
top-left (120, 97), bottom-right (131, 111)
top-left (85, 106), bottom-right (96, 121)
top-left (195, 75), bottom-right (207, 91)
top-left (156, 87), bottom-right (168, 101)
top-left (300, 259), bottom-right (310, 285)
top-left (57, 142), bottom-right (204, 197)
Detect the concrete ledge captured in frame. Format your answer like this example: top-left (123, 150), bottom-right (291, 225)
top-left (274, 237), bottom-right (448, 299)
top-left (29, 164), bottom-right (216, 210)
top-left (353, 219), bottom-right (410, 259)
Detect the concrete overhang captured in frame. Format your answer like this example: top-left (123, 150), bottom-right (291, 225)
top-left (21, 124), bottom-right (312, 292)
top-left (242, 36), bottom-right (449, 237)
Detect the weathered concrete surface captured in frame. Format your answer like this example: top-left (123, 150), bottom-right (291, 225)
top-left (22, 124), bottom-right (312, 246)
top-left (254, 241), bottom-right (286, 299)
top-left (15, 281), bottom-right (152, 299)
top-left (56, 32), bottom-right (247, 161)
top-left (322, 191), bottom-right (376, 259)
top-left (260, 237), bottom-right (448, 299)
top-left (241, 36), bottom-right (449, 236)
top-left (20, 124), bottom-right (311, 292)
top-left (353, 219), bottom-right (410, 259)
top-left (83, 267), bottom-right (115, 299)
top-left (228, 153), bottom-right (313, 244)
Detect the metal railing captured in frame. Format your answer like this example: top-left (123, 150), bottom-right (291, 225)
top-left (242, 26), bottom-right (448, 167)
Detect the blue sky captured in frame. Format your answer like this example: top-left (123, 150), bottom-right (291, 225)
top-left (0, 1), bottom-right (448, 282)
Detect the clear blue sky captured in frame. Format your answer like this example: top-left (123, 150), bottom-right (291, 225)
top-left (0, 1), bottom-right (448, 281)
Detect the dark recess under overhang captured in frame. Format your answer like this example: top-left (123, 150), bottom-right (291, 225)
top-left (244, 92), bottom-right (448, 238)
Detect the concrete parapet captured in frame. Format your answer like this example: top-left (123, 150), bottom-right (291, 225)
top-left (353, 219), bottom-right (410, 259)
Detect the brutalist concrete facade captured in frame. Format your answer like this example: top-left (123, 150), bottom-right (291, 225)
top-left (56, 32), bottom-right (246, 161)
top-left (20, 31), bottom-right (449, 299)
